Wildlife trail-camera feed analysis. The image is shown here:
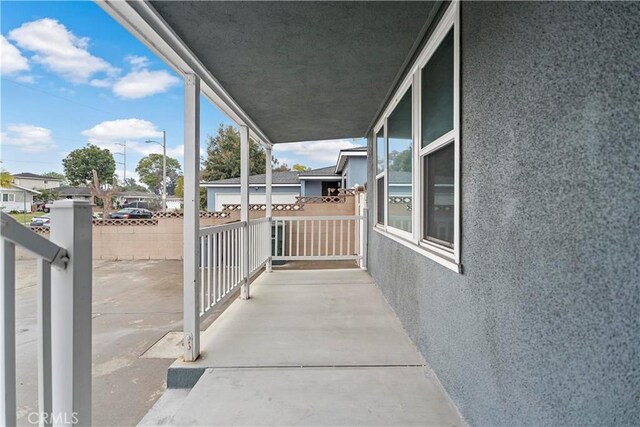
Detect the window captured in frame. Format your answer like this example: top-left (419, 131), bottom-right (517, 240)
top-left (2, 193), bottom-right (15, 202)
top-left (387, 88), bottom-right (412, 234)
top-left (375, 127), bottom-right (385, 225)
top-left (372, 2), bottom-right (459, 272)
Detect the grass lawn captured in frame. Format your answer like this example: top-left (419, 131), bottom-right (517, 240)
top-left (8, 212), bottom-right (46, 224)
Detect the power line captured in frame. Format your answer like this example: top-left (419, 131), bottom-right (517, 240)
top-left (2, 77), bottom-right (120, 117)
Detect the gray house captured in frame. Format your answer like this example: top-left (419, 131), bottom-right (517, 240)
top-left (10, 2), bottom-right (635, 426)
top-left (204, 147), bottom-right (368, 210)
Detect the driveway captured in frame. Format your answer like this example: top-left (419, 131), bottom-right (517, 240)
top-left (14, 259), bottom-right (185, 426)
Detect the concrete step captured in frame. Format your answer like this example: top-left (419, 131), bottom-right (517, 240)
top-left (165, 366), bottom-right (464, 426)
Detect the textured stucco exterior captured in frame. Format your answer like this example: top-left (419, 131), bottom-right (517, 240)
top-left (344, 157), bottom-right (368, 188)
top-left (367, 2), bottom-right (639, 426)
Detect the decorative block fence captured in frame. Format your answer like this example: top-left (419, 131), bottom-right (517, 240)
top-left (17, 194), bottom-right (358, 261)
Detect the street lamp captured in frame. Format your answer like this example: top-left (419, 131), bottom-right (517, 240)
top-left (145, 130), bottom-right (167, 212)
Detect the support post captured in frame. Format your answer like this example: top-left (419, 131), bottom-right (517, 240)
top-left (1, 238), bottom-right (16, 427)
top-left (183, 73), bottom-right (201, 361)
top-left (240, 126), bottom-right (250, 299)
top-left (50, 200), bottom-right (92, 426)
top-left (265, 146), bottom-right (272, 273)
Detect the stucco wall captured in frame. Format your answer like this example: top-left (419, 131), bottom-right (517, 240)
top-left (367, 2), bottom-right (639, 426)
top-left (302, 181), bottom-right (323, 196)
top-left (345, 157), bottom-right (367, 188)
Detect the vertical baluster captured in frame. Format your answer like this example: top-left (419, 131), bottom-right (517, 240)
top-left (347, 219), bottom-right (351, 256)
top-left (304, 220), bottom-right (307, 257)
top-left (1, 239), bottom-right (16, 427)
top-left (332, 220), bottom-right (336, 256)
top-left (37, 259), bottom-right (52, 426)
top-left (340, 220), bottom-right (344, 256)
top-left (208, 234), bottom-right (212, 307)
top-left (310, 220), bottom-right (314, 257)
top-left (318, 220), bottom-right (322, 256)
top-left (217, 233), bottom-right (221, 300)
top-left (274, 221), bottom-right (279, 260)
top-left (222, 230), bottom-right (227, 295)
top-left (200, 236), bottom-right (205, 313)
top-left (325, 220), bottom-right (329, 258)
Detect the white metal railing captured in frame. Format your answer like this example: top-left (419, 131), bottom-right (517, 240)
top-left (272, 216), bottom-right (365, 261)
top-left (248, 217), bottom-right (271, 276)
top-left (199, 221), bottom-right (245, 318)
top-left (1, 200), bottom-right (92, 426)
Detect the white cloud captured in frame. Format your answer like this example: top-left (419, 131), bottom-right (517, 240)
top-left (274, 139), bottom-right (359, 166)
top-left (113, 69), bottom-right (179, 99)
top-left (81, 118), bottom-right (183, 158)
top-left (8, 18), bottom-right (118, 84)
top-left (126, 55), bottom-right (150, 71)
top-left (0, 123), bottom-right (55, 152)
top-left (0, 35), bottom-right (30, 75)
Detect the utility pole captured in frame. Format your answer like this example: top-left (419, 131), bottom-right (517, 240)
top-left (115, 141), bottom-right (127, 183)
top-left (145, 132), bottom-right (167, 212)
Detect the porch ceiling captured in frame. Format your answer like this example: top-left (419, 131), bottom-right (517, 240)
top-left (149, 1), bottom-right (437, 143)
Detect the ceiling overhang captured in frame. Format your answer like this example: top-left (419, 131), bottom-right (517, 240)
top-left (98, 1), bottom-right (438, 144)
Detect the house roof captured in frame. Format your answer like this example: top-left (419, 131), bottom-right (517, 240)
top-left (115, 1), bottom-right (437, 143)
top-left (335, 146), bottom-right (368, 173)
top-left (298, 166), bottom-right (340, 178)
top-left (118, 191), bottom-right (158, 198)
top-left (56, 186), bottom-right (92, 196)
top-left (0, 184), bottom-right (41, 194)
top-left (13, 172), bottom-right (64, 181)
top-left (202, 170), bottom-right (301, 186)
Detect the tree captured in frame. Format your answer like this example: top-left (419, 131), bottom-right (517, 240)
top-left (292, 164), bottom-right (311, 172)
top-left (201, 124), bottom-right (269, 181)
top-left (63, 144), bottom-right (116, 186)
top-left (42, 171), bottom-right (66, 184)
top-left (120, 178), bottom-right (148, 192)
top-left (135, 154), bottom-right (182, 195)
top-left (174, 175), bottom-right (184, 198)
top-left (0, 170), bottom-right (12, 187)
top-left (34, 188), bottom-right (60, 203)
top-left (272, 158), bottom-right (290, 172)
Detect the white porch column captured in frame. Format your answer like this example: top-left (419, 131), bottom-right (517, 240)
top-left (183, 73), bottom-right (200, 361)
top-left (265, 146), bottom-right (273, 272)
top-left (240, 126), bottom-right (250, 299)
top-left (50, 200), bottom-right (92, 426)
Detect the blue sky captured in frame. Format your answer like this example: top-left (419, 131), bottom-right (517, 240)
top-left (1, 1), bottom-right (362, 184)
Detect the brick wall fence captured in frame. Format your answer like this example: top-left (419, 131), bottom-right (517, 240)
top-left (17, 195), bottom-right (358, 261)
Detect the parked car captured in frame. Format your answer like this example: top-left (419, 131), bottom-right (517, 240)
top-left (30, 215), bottom-right (50, 228)
top-left (108, 208), bottom-right (153, 219)
top-left (122, 201), bottom-right (150, 209)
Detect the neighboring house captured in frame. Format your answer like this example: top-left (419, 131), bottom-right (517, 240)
top-left (0, 184), bottom-right (40, 212)
top-left (203, 148), bottom-right (368, 209)
top-left (12, 172), bottom-right (63, 190)
top-left (203, 171), bottom-right (301, 211)
top-left (55, 186), bottom-right (93, 201)
top-left (335, 146), bottom-right (367, 188)
top-left (116, 191), bottom-right (159, 206)
top-left (166, 196), bottom-right (183, 211)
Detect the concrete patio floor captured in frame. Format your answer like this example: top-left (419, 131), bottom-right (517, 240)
top-left (141, 269), bottom-right (464, 426)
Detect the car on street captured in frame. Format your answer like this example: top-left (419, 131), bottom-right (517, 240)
top-left (30, 215), bottom-right (50, 228)
top-left (108, 208), bottom-right (153, 219)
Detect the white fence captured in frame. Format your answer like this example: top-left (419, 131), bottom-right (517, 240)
top-left (1, 201), bottom-right (92, 426)
top-left (272, 216), bottom-right (365, 261)
top-left (198, 217), bottom-right (271, 319)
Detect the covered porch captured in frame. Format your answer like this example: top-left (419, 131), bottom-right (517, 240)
top-left (140, 268), bottom-right (463, 426)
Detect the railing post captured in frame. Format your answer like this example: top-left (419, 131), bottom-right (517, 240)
top-left (361, 208), bottom-right (368, 270)
top-left (1, 238), bottom-right (16, 427)
top-left (50, 199), bottom-right (92, 426)
top-left (240, 125), bottom-right (250, 299)
top-left (183, 72), bottom-right (201, 361)
top-left (265, 145), bottom-right (273, 273)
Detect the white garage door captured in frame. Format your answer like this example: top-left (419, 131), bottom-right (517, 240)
top-left (215, 193), bottom-right (299, 211)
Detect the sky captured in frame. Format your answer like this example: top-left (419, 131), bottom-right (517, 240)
top-left (0, 1), bottom-right (364, 184)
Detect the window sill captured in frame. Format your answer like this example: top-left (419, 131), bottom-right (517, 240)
top-left (372, 227), bottom-right (462, 274)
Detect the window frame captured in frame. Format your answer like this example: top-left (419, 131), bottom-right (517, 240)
top-left (2, 193), bottom-right (15, 202)
top-left (372, 1), bottom-right (460, 273)
top-left (374, 122), bottom-right (386, 228)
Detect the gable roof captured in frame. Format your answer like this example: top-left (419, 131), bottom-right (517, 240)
top-left (56, 186), bottom-right (92, 196)
top-left (0, 184), bottom-right (41, 194)
top-left (335, 146), bottom-right (368, 173)
top-left (298, 166), bottom-right (340, 178)
top-left (13, 172), bottom-right (64, 181)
